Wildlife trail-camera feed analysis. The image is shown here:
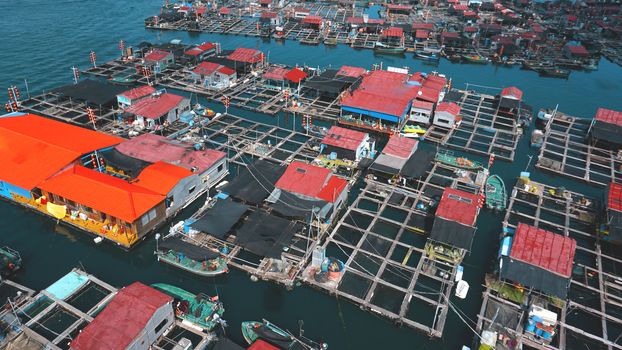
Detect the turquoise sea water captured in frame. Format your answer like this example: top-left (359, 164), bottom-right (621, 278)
top-left (1, 1), bottom-right (622, 349)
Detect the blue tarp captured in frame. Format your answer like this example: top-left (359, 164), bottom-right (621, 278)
top-left (46, 271), bottom-right (89, 300)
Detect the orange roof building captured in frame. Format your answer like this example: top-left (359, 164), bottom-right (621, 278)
top-left (0, 113), bottom-right (213, 248)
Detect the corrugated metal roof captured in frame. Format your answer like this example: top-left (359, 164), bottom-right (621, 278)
top-left (144, 49), bottom-right (171, 62)
top-left (71, 283), bottom-right (172, 350)
top-left (382, 135), bottom-right (417, 159)
top-left (436, 102), bottom-right (461, 116)
top-left (227, 47), bottom-right (263, 63)
top-left (322, 126), bottom-right (366, 151)
top-left (595, 107), bottom-right (622, 127)
top-left (125, 93), bottom-right (185, 119)
top-left (510, 223), bottom-right (576, 278)
top-left (119, 85), bottom-right (156, 100)
top-left (608, 182), bottom-right (622, 212)
top-left (435, 188), bottom-right (479, 226)
top-left (275, 161), bottom-right (346, 201)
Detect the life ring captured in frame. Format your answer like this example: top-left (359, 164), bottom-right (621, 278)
top-left (8, 263), bottom-right (15, 270)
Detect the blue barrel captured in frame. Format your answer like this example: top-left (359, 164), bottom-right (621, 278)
top-left (330, 152), bottom-right (337, 160)
top-left (535, 328), bottom-right (543, 337)
top-left (542, 330), bottom-right (552, 340)
top-left (525, 319), bottom-right (536, 333)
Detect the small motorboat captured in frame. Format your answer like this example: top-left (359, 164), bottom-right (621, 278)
top-left (0, 246), bottom-right (22, 276)
top-left (537, 67), bottom-right (570, 79)
top-left (485, 174), bottom-right (507, 211)
top-left (151, 283), bottom-right (225, 331)
top-left (242, 320), bottom-right (328, 350)
top-left (462, 54), bottom-right (489, 64)
top-left (401, 124), bottom-right (427, 137)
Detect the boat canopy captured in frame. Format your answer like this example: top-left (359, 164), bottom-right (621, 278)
top-left (160, 236), bottom-right (220, 261)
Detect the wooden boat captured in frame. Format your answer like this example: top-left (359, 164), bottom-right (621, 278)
top-left (485, 174), bottom-right (507, 210)
top-left (155, 235), bottom-right (228, 277)
top-left (242, 320), bottom-right (327, 350)
top-left (537, 67), bottom-right (570, 79)
top-left (151, 283), bottom-right (225, 331)
top-left (435, 151), bottom-right (483, 170)
top-left (462, 54), bottom-right (489, 64)
top-left (323, 37), bottom-right (338, 46)
top-left (447, 54), bottom-right (462, 63)
top-left (415, 51), bottom-right (440, 62)
top-left (0, 246), bottom-right (22, 276)
top-left (374, 42), bottom-right (406, 54)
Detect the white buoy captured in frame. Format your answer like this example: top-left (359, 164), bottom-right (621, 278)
top-left (93, 237), bottom-right (104, 244)
top-left (455, 280), bottom-right (469, 299)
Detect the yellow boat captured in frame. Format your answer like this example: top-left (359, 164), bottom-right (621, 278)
top-left (401, 125), bottom-right (426, 136)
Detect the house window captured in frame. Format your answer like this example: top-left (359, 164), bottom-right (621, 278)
top-left (217, 164), bottom-right (224, 173)
top-left (165, 196), bottom-right (174, 208)
top-left (141, 208), bottom-right (158, 226)
top-left (154, 318), bottom-right (169, 334)
top-left (188, 186), bottom-right (196, 195)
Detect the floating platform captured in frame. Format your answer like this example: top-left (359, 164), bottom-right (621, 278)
top-left (536, 112), bottom-right (622, 187)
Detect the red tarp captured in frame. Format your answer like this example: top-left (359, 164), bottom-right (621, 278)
top-left (115, 133), bottom-right (225, 174)
top-left (501, 86), bottom-right (523, 100)
top-left (119, 85), bottom-right (156, 101)
top-left (275, 161), bottom-right (346, 203)
top-left (608, 183), bottom-right (622, 212)
top-left (248, 340), bottom-right (280, 350)
top-left (0, 114), bottom-right (122, 190)
top-left (435, 188), bottom-right (478, 226)
top-left (511, 223), bottom-right (576, 278)
top-left (382, 135), bottom-right (417, 158)
top-left (412, 22), bottom-right (434, 30)
top-left (435, 102), bottom-right (461, 116)
top-left (595, 107), bottom-right (622, 127)
top-left (322, 126), bottom-right (366, 151)
top-left (71, 283), bottom-right (172, 350)
top-left (125, 93), bottom-right (185, 119)
top-left (227, 47), bottom-right (263, 63)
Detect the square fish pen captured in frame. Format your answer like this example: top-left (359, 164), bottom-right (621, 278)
top-left (536, 112), bottom-right (622, 187)
top-left (476, 177), bottom-right (622, 350)
top-left (424, 88), bottom-right (525, 161)
top-left (301, 180), bottom-right (459, 337)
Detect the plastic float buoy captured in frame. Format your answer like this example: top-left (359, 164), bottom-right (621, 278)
top-left (455, 280), bottom-right (469, 299)
top-left (250, 275), bottom-right (259, 282)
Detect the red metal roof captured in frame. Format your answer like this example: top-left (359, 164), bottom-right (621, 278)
top-left (383, 135), bottom-right (417, 158)
top-left (595, 107), bottom-right (622, 127)
top-left (435, 188), bottom-right (479, 226)
top-left (302, 15), bottom-right (322, 25)
top-left (119, 85), bottom-right (156, 101)
top-left (275, 161), bottom-right (347, 202)
top-left (193, 62), bottom-right (221, 76)
top-left (501, 86), bottom-right (523, 100)
top-left (144, 49), bottom-right (171, 62)
top-left (336, 65), bottom-right (367, 78)
top-left (386, 3), bottom-right (411, 10)
top-left (415, 30), bottom-right (429, 39)
top-left (510, 223), bottom-right (577, 278)
top-left (382, 27), bottom-right (404, 37)
top-left (71, 283), bottom-right (172, 350)
top-left (115, 133), bottom-right (226, 174)
top-left (218, 66), bottom-right (236, 76)
top-left (435, 102), bottom-right (461, 116)
top-left (422, 74), bottom-right (447, 91)
top-left (284, 68), bottom-right (307, 83)
top-left (249, 339), bottom-right (280, 350)
top-left (411, 99), bottom-right (434, 111)
top-left (412, 22), bottom-right (434, 30)
top-left (135, 161), bottom-right (193, 195)
top-left (463, 10), bottom-right (477, 17)
top-left (346, 17), bottom-right (385, 25)
top-left (219, 7), bottom-right (230, 14)
top-left (261, 11), bottom-right (278, 18)
top-left (263, 67), bottom-right (290, 81)
top-left (566, 44), bottom-right (589, 56)
top-left (196, 6), bottom-right (206, 15)
top-left (441, 31), bottom-right (460, 39)
top-left (464, 26), bottom-right (478, 33)
top-left (0, 114), bottom-right (122, 190)
top-left (260, 0), bottom-right (272, 4)
top-left (608, 183), bottom-right (622, 212)
top-left (322, 126), bottom-right (367, 151)
top-left (452, 4), bottom-right (468, 10)
top-left (185, 42), bottom-right (216, 56)
top-left (125, 93), bottom-right (185, 119)
top-left (341, 70), bottom-right (420, 117)
top-left (417, 86), bottom-right (441, 103)
top-left (39, 165), bottom-right (165, 223)
top-left (227, 47), bottom-right (263, 63)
